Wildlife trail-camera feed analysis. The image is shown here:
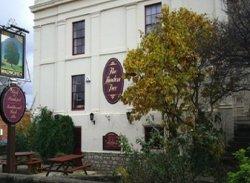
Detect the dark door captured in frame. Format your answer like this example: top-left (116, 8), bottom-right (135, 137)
top-left (73, 127), bottom-right (82, 154)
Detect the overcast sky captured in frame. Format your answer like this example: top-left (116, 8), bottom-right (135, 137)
top-left (0, 0), bottom-right (34, 108)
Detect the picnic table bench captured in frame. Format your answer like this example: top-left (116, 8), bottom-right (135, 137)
top-left (0, 152), bottom-right (42, 173)
top-left (44, 154), bottom-right (91, 176)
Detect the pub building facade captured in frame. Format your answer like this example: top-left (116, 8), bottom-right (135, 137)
top-left (31, 0), bottom-right (227, 172)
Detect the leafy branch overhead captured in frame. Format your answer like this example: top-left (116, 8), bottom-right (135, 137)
top-left (122, 6), bottom-right (215, 128)
top-left (122, 3), bottom-right (250, 129)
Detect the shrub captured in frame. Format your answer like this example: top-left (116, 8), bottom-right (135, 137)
top-left (34, 107), bottom-right (74, 160)
top-left (15, 112), bottom-right (33, 151)
top-left (191, 113), bottom-right (225, 178)
top-left (15, 133), bottom-right (29, 152)
top-left (228, 148), bottom-right (250, 183)
top-left (117, 114), bottom-right (225, 183)
top-left (16, 107), bottom-right (75, 160)
top-left (117, 135), bottom-right (194, 183)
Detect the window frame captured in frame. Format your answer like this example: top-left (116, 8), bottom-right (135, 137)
top-left (71, 74), bottom-right (85, 111)
top-left (145, 2), bottom-right (162, 34)
top-left (72, 20), bottom-right (85, 55)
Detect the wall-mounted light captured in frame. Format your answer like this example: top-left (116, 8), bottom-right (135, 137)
top-left (90, 113), bottom-right (95, 125)
top-left (126, 111), bottom-right (132, 124)
top-left (105, 114), bottom-right (111, 122)
top-left (86, 77), bottom-right (91, 83)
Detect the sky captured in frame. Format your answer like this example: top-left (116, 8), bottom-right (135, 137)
top-left (0, 0), bottom-right (34, 108)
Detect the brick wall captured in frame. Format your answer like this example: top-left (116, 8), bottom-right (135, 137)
top-left (83, 152), bottom-right (126, 174)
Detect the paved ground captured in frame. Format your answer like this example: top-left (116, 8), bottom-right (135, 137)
top-left (0, 163), bottom-right (118, 182)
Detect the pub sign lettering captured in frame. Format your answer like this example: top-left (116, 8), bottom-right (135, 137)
top-left (103, 132), bottom-right (121, 151)
top-left (0, 84), bottom-right (26, 124)
top-left (103, 58), bottom-right (124, 104)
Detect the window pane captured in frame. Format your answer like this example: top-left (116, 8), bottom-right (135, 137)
top-left (156, 4), bottom-right (161, 14)
top-left (151, 5), bottom-right (157, 15)
top-left (146, 7), bottom-right (151, 16)
top-left (75, 38), bottom-right (83, 46)
top-left (73, 47), bottom-right (78, 54)
top-left (77, 46), bottom-right (83, 54)
top-left (74, 21), bottom-right (84, 31)
top-left (145, 25), bottom-right (153, 34)
top-left (146, 16), bottom-right (152, 25)
top-left (74, 29), bottom-right (85, 38)
top-left (76, 93), bottom-right (84, 101)
top-left (72, 85), bottom-right (77, 92)
top-left (76, 84), bottom-right (84, 92)
top-left (151, 14), bottom-right (157, 24)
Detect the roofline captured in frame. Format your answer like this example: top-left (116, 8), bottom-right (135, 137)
top-left (30, 0), bottom-right (79, 13)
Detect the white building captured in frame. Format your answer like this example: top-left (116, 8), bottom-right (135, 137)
top-left (31, 0), bottom-right (228, 172)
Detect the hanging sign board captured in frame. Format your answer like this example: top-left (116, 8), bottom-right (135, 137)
top-left (102, 58), bottom-right (124, 104)
top-left (0, 29), bottom-right (25, 78)
top-left (0, 84), bottom-right (26, 124)
top-left (103, 132), bottom-right (121, 151)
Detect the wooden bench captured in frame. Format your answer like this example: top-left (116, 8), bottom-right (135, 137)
top-left (68, 163), bottom-right (92, 174)
top-left (27, 159), bottom-right (42, 173)
top-left (0, 160), bottom-right (7, 172)
top-left (0, 158), bottom-right (42, 173)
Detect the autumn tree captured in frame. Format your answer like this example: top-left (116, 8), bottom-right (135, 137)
top-left (122, 6), bottom-right (217, 138)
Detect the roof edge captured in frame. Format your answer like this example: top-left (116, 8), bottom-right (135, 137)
top-left (30, 0), bottom-right (78, 13)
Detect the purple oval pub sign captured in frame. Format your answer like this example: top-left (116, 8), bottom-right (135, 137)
top-left (103, 58), bottom-right (124, 104)
top-left (0, 84), bottom-right (26, 125)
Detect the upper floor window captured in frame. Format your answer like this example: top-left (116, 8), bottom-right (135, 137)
top-left (72, 75), bottom-right (85, 110)
top-left (145, 3), bottom-right (161, 34)
top-left (73, 20), bottom-right (85, 55)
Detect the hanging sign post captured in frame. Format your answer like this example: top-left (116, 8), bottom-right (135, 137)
top-left (0, 24), bottom-right (28, 173)
top-left (0, 84), bottom-right (26, 173)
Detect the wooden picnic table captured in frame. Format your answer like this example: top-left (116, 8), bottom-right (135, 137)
top-left (45, 154), bottom-right (91, 176)
top-left (1, 152), bottom-right (42, 173)
top-left (15, 151), bottom-right (41, 171)
top-left (15, 151), bottom-right (34, 161)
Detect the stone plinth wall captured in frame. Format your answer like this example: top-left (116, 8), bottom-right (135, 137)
top-left (83, 152), bottom-right (126, 174)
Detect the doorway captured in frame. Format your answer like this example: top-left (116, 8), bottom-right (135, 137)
top-left (73, 127), bottom-right (82, 154)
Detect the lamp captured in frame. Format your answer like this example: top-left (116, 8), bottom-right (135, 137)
top-left (126, 111), bottom-right (132, 124)
top-left (85, 77), bottom-right (91, 83)
top-left (90, 113), bottom-right (95, 125)
top-left (105, 114), bottom-right (111, 122)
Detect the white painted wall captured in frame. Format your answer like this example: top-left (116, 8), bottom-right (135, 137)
top-left (31, 0), bottom-right (226, 152)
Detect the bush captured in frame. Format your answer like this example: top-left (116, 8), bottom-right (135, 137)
top-left (15, 112), bottom-right (33, 151)
top-left (117, 135), bottom-right (194, 183)
top-left (191, 113), bottom-right (225, 178)
top-left (34, 107), bottom-right (74, 160)
top-left (228, 148), bottom-right (250, 183)
top-left (15, 107), bottom-right (75, 160)
top-left (117, 114), bottom-right (225, 183)
top-left (16, 133), bottom-right (29, 152)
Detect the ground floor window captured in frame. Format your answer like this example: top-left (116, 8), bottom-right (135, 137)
top-left (144, 125), bottom-right (164, 148)
top-left (72, 74), bottom-right (85, 110)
